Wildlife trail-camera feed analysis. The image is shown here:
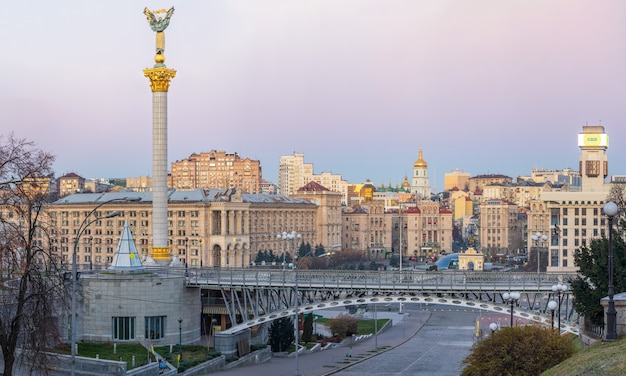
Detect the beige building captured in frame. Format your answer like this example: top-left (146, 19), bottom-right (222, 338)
top-left (292, 181), bottom-right (343, 250)
top-left (46, 189), bottom-right (318, 270)
top-left (532, 125), bottom-right (614, 272)
top-left (478, 199), bottom-right (525, 258)
top-left (400, 201), bottom-right (454, 259)
top-left (444, 169), bottom-right (471, 191)
top-left (450, 189), bottom-right (473, 220)
top-left (58, 172), bottom-right (85, 197)
top-left (342, 201), bottom-right (388, 257)
top-left (311, 171), bottom-right (349, 206)
top-left (170, 150), bottom-right (262, 193)
top-left (469, 174), bottom-right (513, 194)
top-left (278, 152), bottom-right (314, 196)
top-left (126, 175), bottom-right (153, 192)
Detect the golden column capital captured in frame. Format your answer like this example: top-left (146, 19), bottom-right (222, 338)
top-left (143, 67), bottom-right (177, 92)
top-left (151, 246), bottom-right (172, 262)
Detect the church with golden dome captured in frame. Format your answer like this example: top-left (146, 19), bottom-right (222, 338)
top-left (411, 148), bottom-right (431, 199)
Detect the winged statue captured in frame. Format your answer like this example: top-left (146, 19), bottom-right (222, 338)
top-left (144, 7), bottom-right (175, 32)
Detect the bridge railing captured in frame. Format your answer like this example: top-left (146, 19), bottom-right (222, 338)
top-left (186, 268), bottom-right (578, 292)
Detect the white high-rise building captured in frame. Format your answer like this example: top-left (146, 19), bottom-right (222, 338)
top-left (278, 152), bottom-right (313, 196)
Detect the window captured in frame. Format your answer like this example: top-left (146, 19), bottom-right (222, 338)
top-left (112, 317), bottom-right (135, 340)
top-left (145, 316), bottom-right (165, 340)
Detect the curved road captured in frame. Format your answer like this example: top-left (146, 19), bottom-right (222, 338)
top-left (211, 306), bottom-right (480, 376)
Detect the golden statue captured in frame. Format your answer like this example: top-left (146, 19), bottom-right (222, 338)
top-left (143, 7), bottom-right (175, 67)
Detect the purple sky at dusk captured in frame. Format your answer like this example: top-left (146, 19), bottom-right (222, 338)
top-left (3, 1), bottom-right (626, 191)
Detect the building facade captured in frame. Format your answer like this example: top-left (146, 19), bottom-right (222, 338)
top-left (46, 189), bottom-right (318, 270)
top-left (444, 169), bottom-right (471, 191)
top-left (58, 172), bottom-right (85, 197)
top-left (278, 152), bottom-right (313, 196)
top-left (170, 150), bottom-right (262, 193)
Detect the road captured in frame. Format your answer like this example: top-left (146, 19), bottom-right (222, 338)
top-left (210, 306), bottom-right (480, 376)
top-left (330, 308), bottom-right (477, 376)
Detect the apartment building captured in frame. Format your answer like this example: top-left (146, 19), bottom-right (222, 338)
top-left (58, 172), bottom-right (85, 197)
top-left (291, 181), bottom-right (343, 250)
top-left (469, 174), bottom-right (513, 193)
top-left (170, 150), bottom-right (262, 193)
top-left (401, 201), bottom-right (454, 259)
top-left (278, 152), bottom-right (313, 196)
top-left (342, 201), bottom-right (388, 257)
top-left (444, 169), bottom-right (471, 191)
top-left (478, 199), bottom-right (525, 257)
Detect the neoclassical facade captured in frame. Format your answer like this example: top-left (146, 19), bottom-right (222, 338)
top-left (46, 189), bottom-right (317, 270)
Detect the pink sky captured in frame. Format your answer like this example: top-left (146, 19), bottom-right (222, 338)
top-left (3, 1), bottom-right (626, 189)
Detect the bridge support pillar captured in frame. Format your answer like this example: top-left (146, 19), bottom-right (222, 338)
top-left (601, 292), bottom-right (626, 339)
top-left (215, 329), bottom-right (251, 359)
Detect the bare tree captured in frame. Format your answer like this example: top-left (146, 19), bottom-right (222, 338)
top-left (607, 183), bottom-right (626, 229)
top-left (0, 134), bottom-right (65, 375)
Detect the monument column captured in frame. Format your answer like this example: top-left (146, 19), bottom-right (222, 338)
top-left (143, 7), bottom-right (176, 263)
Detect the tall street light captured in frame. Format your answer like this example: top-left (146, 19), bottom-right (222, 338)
top-left (278, 231), bottom-right (301, 270)
top-left (604, 201), bottom-right (618, 341)
top-left (531, 231), bottom-right (548, 274)
top-left (547, 300), bottom-right (558, 331)
top-left (70, 196), bottom-right (140, 376)
top-left (502, 292), bottom-right (520, 327)
top-left (552, 283), bottom-right (568, 333)
top-left (178, 317), bottom-right (183, 361)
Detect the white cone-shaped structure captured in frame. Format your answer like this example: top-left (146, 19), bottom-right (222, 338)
top-left (108, 221), bottom-right (144, 271)
top-left (169, 255), bottom-right (183, 268)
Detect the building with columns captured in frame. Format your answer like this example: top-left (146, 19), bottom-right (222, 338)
top-left (46, 189), bottom-right (317, 269)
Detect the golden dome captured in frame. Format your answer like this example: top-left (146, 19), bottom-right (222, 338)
top-left (413, 148), bottom-right (428, 168)
top-left (401, 175), bottom-right (410, 189)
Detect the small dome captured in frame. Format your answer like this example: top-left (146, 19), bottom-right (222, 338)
top-left (401, 175), bottom-right (410, 189)
top-left (413, 148), bottom-right (428, 168)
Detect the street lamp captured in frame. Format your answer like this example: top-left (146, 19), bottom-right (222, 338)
top-left (71, 196), bottom-right (141, 376)
top-left (502, 292), bottom-right (520, 327)
top-left (210, 318), bottom-right (218, 350)
top-left (547, 300), bottom-right (558, 331)
top-left (278, 231), bottom-right (301, 270)
top-left (178, 317), bottom-right (183, 360)
top-left (531, 231), bottom-right (548, 273)
top-left (551, 283), bottom-right (568, 333)
top-left (489, 322), bottom-right (498, 335)
top-left (604, 201), bottom-right (618, 341)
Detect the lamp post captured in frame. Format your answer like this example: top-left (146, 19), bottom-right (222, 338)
top-left (278, 231), bottom-right (301, 270)
top-left (502, 292), bottom-right (520, 327)
top-left (398, 205), bottom-right (403, 314)
top-left (551, 283), bottom-right (568, 333)
top-left (531, 231), bottom-right (548, 274)
top-left (547, 300), bottom-right (558, 331)
top-left (210, 318), bottom-right (217, 350)
top-left (294, 264), bottom-right (300, 376)
top-left (178, 317), bottom-right (183, 360)
top-left (489, 322), bottom-right (498, 335)
top-left (71, 196), bottom-right (141, 376)
top-left (604, 201), bottom-right (618, 341)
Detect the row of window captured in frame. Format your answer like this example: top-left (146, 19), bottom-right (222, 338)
top-left (112, 316), bottom-right (167, 341)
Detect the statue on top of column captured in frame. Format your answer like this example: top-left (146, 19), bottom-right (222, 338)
top-left (143, 7), bottom-right (175, 67)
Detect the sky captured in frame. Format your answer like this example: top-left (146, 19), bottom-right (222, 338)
top-left (3, 1), bottom-right (626, 191)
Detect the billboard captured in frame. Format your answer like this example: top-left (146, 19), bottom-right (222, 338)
top-left (578, 133), bottom-right (608, 147)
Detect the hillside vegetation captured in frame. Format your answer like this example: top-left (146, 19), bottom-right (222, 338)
top-left (543, 337), bottom-right (626, 376)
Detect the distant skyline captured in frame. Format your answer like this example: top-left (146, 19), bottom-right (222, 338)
top-left (4, 1), bottom-right (626, 190)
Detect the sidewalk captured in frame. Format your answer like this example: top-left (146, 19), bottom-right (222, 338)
top-left (210, 309), bottom-right (431, 376)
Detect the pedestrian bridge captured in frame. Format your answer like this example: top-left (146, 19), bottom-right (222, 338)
top-left (186, 268), bottom-right (580, 335)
